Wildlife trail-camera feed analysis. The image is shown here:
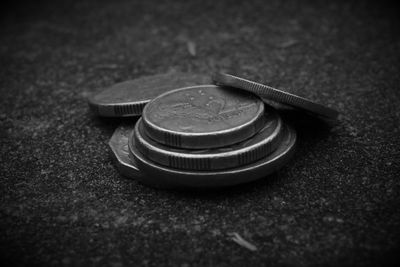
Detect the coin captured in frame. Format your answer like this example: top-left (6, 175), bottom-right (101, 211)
top-left (129, 124), bottom-right (296, 188)
top-left (88, 72), bottom-right (210, 117)
top-left (134, 105), bottom-right (283, 170)
top-left (142, 85), bottom-right (266, 149)
top-left (109, 125), bottom-right (174, 188)
top-left (109, 125), bottom-right (143, 179)
top-left (212, 72), bottom-right (338, 119)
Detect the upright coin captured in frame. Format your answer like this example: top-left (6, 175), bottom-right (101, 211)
top-left (109, 125), bottom-right (174, 188)
top-left (88, 72), bottom-right (210, 117)
top-left (129, 124), bottom-right (297, 188)
top-left (109, 125), bottom-right (143, 179)
top-left (134, 105), bottom-right (283, 170)
top-left (212, 72), bottom-right (338, 119)
top-left (142, 85), bottom-right (265, 149)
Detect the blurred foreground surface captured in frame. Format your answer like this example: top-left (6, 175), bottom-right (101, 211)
top-left (1, 1), bottom-right (399, 266)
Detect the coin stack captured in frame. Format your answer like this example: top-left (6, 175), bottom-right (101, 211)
top-left (89, 71), bottom-right (338, 188)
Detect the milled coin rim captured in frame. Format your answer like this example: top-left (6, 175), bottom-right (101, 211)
top-left (128, 124), bottom-right (297, 188)
top-left (87, 72), bottom-right (210, 117)
top-left (134, 109), bottom-right (284, 170)
top-left (87, 80), bottom-right (152, 117)
top-left (88, 99), bottom-right (148, 117)
top-left (212, 72), bottom-right (339, 119)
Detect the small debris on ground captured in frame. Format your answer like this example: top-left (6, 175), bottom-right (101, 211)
top-left (187, 41), bottom-right (196, 56)
top-left (228, 232), bottom-right (257, 251)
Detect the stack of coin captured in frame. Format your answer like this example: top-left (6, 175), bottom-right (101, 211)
top-left (89, 71), bottom-right (338, 188)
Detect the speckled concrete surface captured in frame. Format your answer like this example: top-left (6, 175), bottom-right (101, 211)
top-left (1, 1), bottom-right (399, 266)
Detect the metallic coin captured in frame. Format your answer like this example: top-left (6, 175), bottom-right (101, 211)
top-left (109, 125), bottom-right (175, 188)
top-left (109, 125), bottom-right (143, 179)
top-left (134, 106), bottom-right (283, 171)
top-left (88, 72), bottom-right (210, 117)
top-left (142, 85), bottom-right (265, 149)
top-left (212, 72), bottom-right (339, 119)
top-left (129, 124), bottom-right (296, 188)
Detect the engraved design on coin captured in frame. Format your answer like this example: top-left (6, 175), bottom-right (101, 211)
top-left (144, 85), bottom-right (263, 134)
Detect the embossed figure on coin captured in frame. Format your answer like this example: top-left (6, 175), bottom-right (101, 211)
top-left (145, 85), bottom-right (262, 133)
top-left (142, 85), bottom-right (266, 149)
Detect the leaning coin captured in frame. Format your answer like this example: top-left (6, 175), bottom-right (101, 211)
top-left (212, 72), bottom-right (338, 119)
top-left (134, 106), bottom-right (283, 171)
top-left (88, 72), bottom-right (210, 117)
top-left (129, 124), bottom-right (296, 188)
top-left (109, 125), bottom-right (143, 179)
top-left (109, 125), bottom-right (174, 188)
top-left (142, 85), bottom-right (265, 149)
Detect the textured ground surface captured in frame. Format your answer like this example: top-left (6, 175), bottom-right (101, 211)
top-left (1, 1), bottom-right (400, 266)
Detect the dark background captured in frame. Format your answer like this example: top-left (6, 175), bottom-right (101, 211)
top-left (1, 0), bottom-right (399, 266)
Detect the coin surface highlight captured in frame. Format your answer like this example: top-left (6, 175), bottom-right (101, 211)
top-left (129, 124), bottom-right (297, 188)
top-left (88, 72), bottom-right (210, 117)
top-left (134, 106), bottom-right (283, 171)
top-left (142, 85), bottom-right (265, 149)
top-left (212, 72), bottom-right (338, 119)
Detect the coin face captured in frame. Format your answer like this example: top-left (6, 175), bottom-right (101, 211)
top-left (212, 72), bottom-right (339, 119)
top-left (142, 85), bottom-right (265, 149)
top-left (134, 105), bottom-right (283, 170)
top-left (88, 72), bottom-right (210, 117)
top-left (129, 124), bottom-right (297, 188)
